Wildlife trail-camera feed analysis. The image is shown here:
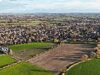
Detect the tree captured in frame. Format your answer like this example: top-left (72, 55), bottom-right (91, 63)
top-left (54, 38), bottom-right (60, 45)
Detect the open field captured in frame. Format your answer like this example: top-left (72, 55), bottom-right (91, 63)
top-left (8, 42), bottom-right (55, 60)
top-left (28, 43), bottom-right (95, 72)
top-left (0, 62), bottom-right (55, 75)
top-left (0, 55), bottom-right (16, 68)
top-left (66, 59), bottom-right (100, 75)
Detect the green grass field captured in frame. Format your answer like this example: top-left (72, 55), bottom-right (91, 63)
top-left (8, 42), bottom-right (54, 51)
top-left (0, 55), bottom-right (16, 67)
top-left (0, 62), bottom-right (54, 75)
top-left (66, 59), bottom-right (100, 75)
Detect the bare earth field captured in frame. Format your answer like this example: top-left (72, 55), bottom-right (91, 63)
top-left (28, 43), bottom-right (95, 72)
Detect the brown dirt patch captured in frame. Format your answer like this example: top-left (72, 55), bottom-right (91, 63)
top-left (28, 43), bottom-right (95, 72)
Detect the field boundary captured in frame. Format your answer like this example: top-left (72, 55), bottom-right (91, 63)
top-left (64, 59), bottom-right (92, 75)
top-left (0, 54), bottom-right (21, 70)
top-left (27, 44), bottom-right (58, 62)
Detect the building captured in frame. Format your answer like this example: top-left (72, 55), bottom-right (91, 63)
top-left (0, 46), bottom-right (11, 54)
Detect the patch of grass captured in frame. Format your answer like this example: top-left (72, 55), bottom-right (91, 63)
top-left (66, 59), bottom-right (100, 75)
top-left (0, 62), bottom-right (54, 75)
top-left (14, 49), bottom-right (49, 60)
top-left (0, 55), bottom-right (16, 67)
top-left (8, 42), bottom-right (54, 51)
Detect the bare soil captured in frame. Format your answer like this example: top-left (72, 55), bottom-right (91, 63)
top-left (28, 43), bottom-right (95, 72)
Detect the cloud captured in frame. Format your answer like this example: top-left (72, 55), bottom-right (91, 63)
top-left (21, 0), bottom-right (100, 12)
top-left (0, 0), bottom-right (100, 13)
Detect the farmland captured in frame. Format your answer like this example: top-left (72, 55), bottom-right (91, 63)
top-left (28, 43), bottom-right (95, 72)
top-left (0, 62), bottom-right (55, 75)
top-left (66, 59), bottom-right (100, 75)
top-left (0, 42), bottom-right (56, 75)
top-left (8, 42), bottom-right (55, 60)
top-left (0, 55), bottom-right (16, 68)
top-left (0, 42), bottom-right (55, 75)
top-left (0, 43), bottom-right (96, 75)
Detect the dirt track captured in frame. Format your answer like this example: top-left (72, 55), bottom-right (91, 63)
top-left (28, 43), bottom-right (95, 72)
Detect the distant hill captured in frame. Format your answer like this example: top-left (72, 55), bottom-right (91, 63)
top-left (0, 13), bottom-right (100, 17)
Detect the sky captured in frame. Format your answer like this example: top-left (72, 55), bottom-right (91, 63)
top-left (0, 0), bottom-right (100, 13)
